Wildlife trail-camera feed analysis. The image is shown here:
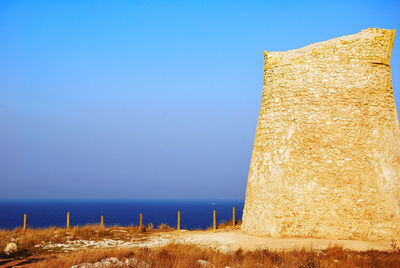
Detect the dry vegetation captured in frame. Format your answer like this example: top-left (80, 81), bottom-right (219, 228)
top-left (28, 243), bottom-right (400, 268)
top-left (1, 223), bottom-right (400, 267)
top-left (0, 223), bottom-right (174, 258)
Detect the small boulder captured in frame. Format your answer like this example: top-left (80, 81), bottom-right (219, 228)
top-left (101, 259), bottom-right (111, 266)
top-left (103, 257), bottom-right (123, 266)
top-left (4, 243), bottom-right (17, 255)
top-left (125, 257), bottom-right (138, 266)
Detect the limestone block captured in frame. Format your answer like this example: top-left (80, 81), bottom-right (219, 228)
top-left (4, 242), bottom-right (17, 255)
top-left (242, 28), bottom-right (400, 240)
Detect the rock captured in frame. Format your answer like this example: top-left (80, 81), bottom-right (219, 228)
top-left (103, 257), bottom-right (123, 266)
top-left (101, 259), bottom-right (111, 266)
top-left (109, 257), bottom-right (122, 264)
top-left (71, 256), bottom-right (146, 268)
top-left (125, 258), bottom-right (138, 266)
top-left (197, 259), bottom-right (216, 268)
top-left (4, 242), bottom-right (17, 255)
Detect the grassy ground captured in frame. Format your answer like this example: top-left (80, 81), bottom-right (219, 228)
top-left (0, 223), bottom-right (175, 258)
top-left (28, 243), bottom-right (400, 268)
top-left (1, 223), bottom-right (400, 267)
top-left (0, 221), bottom-right (234, 254)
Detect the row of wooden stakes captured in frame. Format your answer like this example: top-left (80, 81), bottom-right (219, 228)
top-left (21, 207), bottom-right (237, 231)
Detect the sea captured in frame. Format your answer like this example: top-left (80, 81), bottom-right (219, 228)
top-left (0, 200), bottom-right (244, 230)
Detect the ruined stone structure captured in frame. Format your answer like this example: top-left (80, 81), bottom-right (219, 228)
top-left (242, 28), bottom-right (400, 240)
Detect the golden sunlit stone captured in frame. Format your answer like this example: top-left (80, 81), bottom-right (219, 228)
top-left (242, 28), bottom-right (400, 240)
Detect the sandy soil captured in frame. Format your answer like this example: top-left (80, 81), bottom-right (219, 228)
top-left (169, 229), bottom-right (392, 251)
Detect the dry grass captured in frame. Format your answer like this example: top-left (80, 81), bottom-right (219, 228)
top-left (204, 220), bottom-right (241, 231)
top-left (0, 223), bottom-right (174, 256)
top-left (28, 243), bottom-right (400, 268)
top-left (1, 227), bottom-right (68, 252)
top-left (2, 224), bottom-right (400, 267)
top-left (0, 220), bottom-right (233, 255)
top-left (29, 248), bottom-right (135, 268)
top-left (218, 220), bottom-right (241, 229)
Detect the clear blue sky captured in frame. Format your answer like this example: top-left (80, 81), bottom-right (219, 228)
top-left (1, 0), bottom-right (399, 200)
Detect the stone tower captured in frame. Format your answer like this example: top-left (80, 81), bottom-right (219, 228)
top-left (242, 28), bottom-right (400, 240)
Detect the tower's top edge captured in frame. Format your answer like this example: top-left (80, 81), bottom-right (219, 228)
top-left (264, 28), bottom-right (396, 68)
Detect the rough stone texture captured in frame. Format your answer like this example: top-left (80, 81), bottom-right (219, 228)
top-left (4, 242), bottom-right (17, 255)
top-left (242, 28), bottom-right (400, 240)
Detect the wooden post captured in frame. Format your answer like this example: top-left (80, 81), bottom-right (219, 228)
top-left (23, 214), bottom-right (27, 231)
top-left (232, 206), bottom-right (236, 226)
top-left (139, 213), bottom-right (143, 227)
top-left (67, 212), bottom-right (70, 230)
top-left (213, 210), bottom-right (216, 231)
top-left (101, 215), bottom-right (104, 228)
top-left (177, 211), bottom-right (181, 230)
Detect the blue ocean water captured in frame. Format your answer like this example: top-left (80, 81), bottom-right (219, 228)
top-left (0, 200), bottom-right (244, 230)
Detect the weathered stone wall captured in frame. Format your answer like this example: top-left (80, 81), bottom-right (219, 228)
top-left (242, 28), bottom-right (400, 240)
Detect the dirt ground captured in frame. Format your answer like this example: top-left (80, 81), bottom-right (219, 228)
top-left (165, 229), bottom-right (392, 251)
